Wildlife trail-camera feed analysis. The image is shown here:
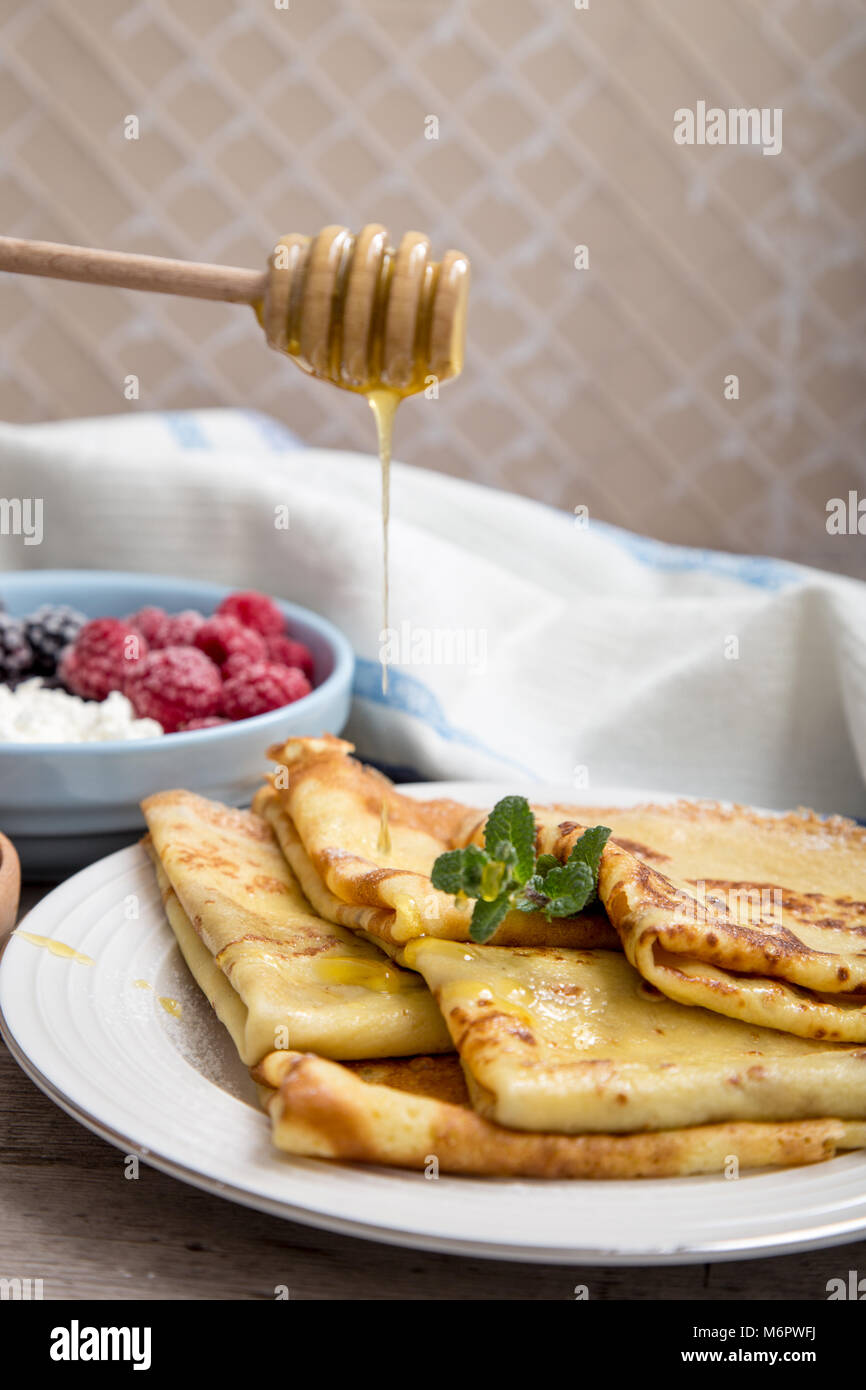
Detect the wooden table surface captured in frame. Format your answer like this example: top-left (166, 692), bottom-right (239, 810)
top-left (2, 885), bottom-right (862, 1301)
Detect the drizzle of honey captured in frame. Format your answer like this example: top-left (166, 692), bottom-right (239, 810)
top-left (446, 979), bottom-right (537, 1030)
top-left (480, 859), bottom-right (506, 902)
top-left (402, 941), bottom-right (536, 1026)
top-left (15, 931), bottom-right (94, 966)
top-left (391, 892), bottom-right (424, 940)
top-left (257, 228), bottom-right (468, 696)
top-left (133, 979), bottom-right (152, 991)
top-left (158, 996), bottom-right (182, 1019)
top-left (377, 798), bottom-right (392, 855)
top-left (314, 956), bottom-right (422, 993)
top-left (404, 937), bottom-right (462, 966)
top-left (367, 389), bottom-right (399, 694)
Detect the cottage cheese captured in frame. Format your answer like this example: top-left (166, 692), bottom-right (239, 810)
top-left (0, 678), bottom-right (163, 742)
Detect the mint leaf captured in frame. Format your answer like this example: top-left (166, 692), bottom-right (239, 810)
top-left (469, 895), bottom-right (511, 943)
top-left (431, 844), bottom-right (488, 898)
top-left (536, 859), bottom-right (595, 918)
top-left (512, 878), bottom-right (550, 913)
top-left (566, 825), bottom-right (611, 883)
top-left (512, 828), bottom-right (612, 919)
top-left (483, 795), bottom-right (536, 884)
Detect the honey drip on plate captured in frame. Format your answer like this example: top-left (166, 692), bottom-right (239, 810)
top-left (15, 931), bottom-right (94, 966)
top-left (314, 956), bottom-right (422, 993)
top-left (158, 996), bottom-right (182, 1019)
top-left (377, 797), bottom-right (392, 855)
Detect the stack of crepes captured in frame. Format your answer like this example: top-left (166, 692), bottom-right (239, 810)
top-left (142, 735), bottom-right (866, 1180)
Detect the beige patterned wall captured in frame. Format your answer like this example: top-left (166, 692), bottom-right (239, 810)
top-left (0, 0), bottom-right (864, 575)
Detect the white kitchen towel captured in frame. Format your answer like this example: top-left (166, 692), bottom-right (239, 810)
top-left (0, 408), bottom-right (863, 817)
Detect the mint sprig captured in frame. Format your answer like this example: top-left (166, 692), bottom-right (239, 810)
top-left (483, 794), bottom-right (536, 882)
top-left (430, 796), bottom-right (611, 943)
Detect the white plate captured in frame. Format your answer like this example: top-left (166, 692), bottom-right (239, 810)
top-left (3, 781), bottom-right (866, 1266)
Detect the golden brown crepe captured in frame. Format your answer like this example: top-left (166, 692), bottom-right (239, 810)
top-left (402, 938), bottom-right (866, 1132)
top-left (532, 803), bottom-right (866, 1042)
top-left (141, 789), bottom-right (451, 1064)
top-left (253, 1048), bottom-right (866, 1178)
top-left (141, 774), bottom-right (866, 1180)
top-left (262, 736), bottom-right (618, 951)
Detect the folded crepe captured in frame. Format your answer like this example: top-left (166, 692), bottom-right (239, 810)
top-left (262, 736), bottom-right (618, 951)
top-left (141, 789), bottom-right (451, 1064)
top-left (534, 803), bottom-right (866, 1042)
top-left (253, 1048), bottom-right (866, 1178)
top-left (402, 938), bottom-right (866, 1133)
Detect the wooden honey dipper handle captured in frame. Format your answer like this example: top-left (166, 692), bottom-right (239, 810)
top-left (0, 235), bottom-right (265, 304)
top-left (0, 227), bottom-right (470, 388)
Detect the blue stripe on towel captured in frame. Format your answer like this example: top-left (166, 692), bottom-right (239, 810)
top-left (591, 520), bottom-right (799, 591)
top-left (158, 411), bottom-right (209, 449)
top-left (353, 657), bottom-right (535, 776)
top-left (238, 410), bottom-right (301, 451)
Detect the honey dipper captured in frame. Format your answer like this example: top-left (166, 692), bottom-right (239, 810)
top-left (0, 226), bottom-right (470, 394)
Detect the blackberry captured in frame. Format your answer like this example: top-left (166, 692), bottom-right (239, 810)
top-left (0, 613), bottom-right (33, 684)
top-left (23, 604), bottom-right (86, 677)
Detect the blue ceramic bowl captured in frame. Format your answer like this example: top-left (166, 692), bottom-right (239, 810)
top-left (0, 571), bottom-right (354, 878)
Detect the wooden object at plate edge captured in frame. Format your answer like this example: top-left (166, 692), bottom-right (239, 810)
top-left (0, 831), bottom-right (21, 939)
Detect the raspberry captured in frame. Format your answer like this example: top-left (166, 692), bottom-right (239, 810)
top-left (127, 606), bottom-right (204, 649)
top-left (180, 716), bottom-right (231, 731)
top-left (123, 646), bottom-right (222, 733)
top-left (161, 609), bottom-right (206, 647)
top-left (24, 605), bottom-right (87, 677)
top-left (0, 613), bottom-right (33, 684)
top-left (265, 633), bottom-right (315, 681)
top-left (60, 618), bottom-right (148, 701)
top-left (216, 590), bottom-right (285, 638)
top-left (221, 661), bottom-right (311, 721)
top-left (126, 605), bottom-right (172, 649)
top-left (220, 653), bottom-right (247, 682)
top-left (194, 614), bottom-right (267, 667)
